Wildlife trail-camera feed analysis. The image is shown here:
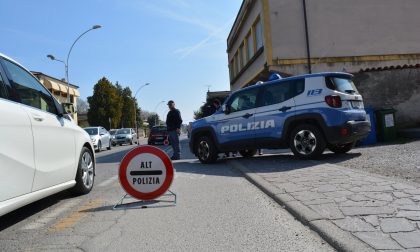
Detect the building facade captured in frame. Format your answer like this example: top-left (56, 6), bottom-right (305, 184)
top-left (227, 0), bottom-right (420, 127)
top-left (32, 72), bottom-right (80, 122)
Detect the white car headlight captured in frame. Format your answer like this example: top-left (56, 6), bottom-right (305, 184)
top-left (91, 136), bottom-right (98, 143)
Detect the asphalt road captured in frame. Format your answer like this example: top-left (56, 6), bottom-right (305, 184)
top-left (0, 136), bottom-right (333, 252)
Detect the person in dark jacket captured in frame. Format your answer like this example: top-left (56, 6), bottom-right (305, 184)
top-left (166, 100), bottom-right (182, 160)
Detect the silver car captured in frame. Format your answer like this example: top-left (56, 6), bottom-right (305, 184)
top-left (115, 128), bottom-right (138, 145)
top-left (84, 127), bottom-right (111, 152)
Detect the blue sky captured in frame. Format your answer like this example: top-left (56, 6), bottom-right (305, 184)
top-left (0, 0), bottom-right (242, 123)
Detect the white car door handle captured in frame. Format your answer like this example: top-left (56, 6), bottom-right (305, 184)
top-left (32, 114), bottom-right (45, 122)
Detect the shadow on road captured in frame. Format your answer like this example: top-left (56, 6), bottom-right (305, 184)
top-left (0, 191), bottom-right (78, 232)
top-left (96, 147), bottom-right (134, 164)
top-left (175, 151), bottom-right (362, 176)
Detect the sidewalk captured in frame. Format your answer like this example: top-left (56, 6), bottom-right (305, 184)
top-left (229, 157), bottom-right (420, 252)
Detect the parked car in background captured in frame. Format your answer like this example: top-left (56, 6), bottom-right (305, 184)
top-left (148, 125), bottom-right (169, 145)
top-left (115, 128), bottom-right (137, 145)
top-left (84, 127), bottom-right (111, 152)
top-left (0, 52), bottom-right (95, 217)
top-left (109, 129), bottom-right (117, 146)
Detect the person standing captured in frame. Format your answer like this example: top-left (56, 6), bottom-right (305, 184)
top-left (212, 99), bottom-right (221, 113)
top-left (166, 100), bottom-right (182, 160)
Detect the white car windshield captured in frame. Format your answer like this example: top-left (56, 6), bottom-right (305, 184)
top-left (84, 128), bottom-right (98, 135)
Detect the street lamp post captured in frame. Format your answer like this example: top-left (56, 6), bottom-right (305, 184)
top-left (153, 100), bottom-right (165, 126)
top-left (47, 25), bottom-right (102, 103)
top-left (133, 83), bottom-right (150, 143)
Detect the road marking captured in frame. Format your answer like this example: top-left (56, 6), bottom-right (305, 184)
top-left (50, 198), bottom-right (103, 231)
top-left (20, 199), bottom-right (82, 230)
top-left (98, 175), bottom-right (118, 187)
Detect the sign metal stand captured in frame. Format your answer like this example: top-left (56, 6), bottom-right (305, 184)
top-left (113, 190), bottom-right (176, 210)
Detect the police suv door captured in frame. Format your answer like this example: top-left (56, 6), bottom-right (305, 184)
top-left (253, 79), bottom-right (304, 147)
top-left (213, 88), bottom-right (259, 150)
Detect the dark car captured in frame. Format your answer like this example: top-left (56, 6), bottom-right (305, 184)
top-left (148, 126), bottom-right (169, 145)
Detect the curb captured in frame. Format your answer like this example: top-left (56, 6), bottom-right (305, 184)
top-left (229, 160), bottom-right (374, 252)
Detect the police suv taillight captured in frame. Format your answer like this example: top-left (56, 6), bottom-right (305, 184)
top-left (325, 95), bottom-right (342, 108)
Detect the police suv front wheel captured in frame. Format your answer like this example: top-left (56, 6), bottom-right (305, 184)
top-left (196, 136), bottom-right (218, 164)
top-left (289, 124), bottom-right (326, 159)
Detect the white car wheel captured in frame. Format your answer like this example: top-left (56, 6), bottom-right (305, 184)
top-left (72, 147), bottom-right (95, 194)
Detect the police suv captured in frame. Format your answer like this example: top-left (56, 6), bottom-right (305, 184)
top-left (189, 72), bottom-right (371, 164)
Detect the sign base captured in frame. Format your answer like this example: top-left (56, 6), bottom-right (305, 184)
top-left (112, 190), bottom-right (177, 210)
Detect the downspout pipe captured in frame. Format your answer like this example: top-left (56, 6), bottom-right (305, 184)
top-left (302, 0), bottom-right (312, 74)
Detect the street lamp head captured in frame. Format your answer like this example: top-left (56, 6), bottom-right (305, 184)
top-left (47, 54), bottom-right (56, 60)
top-left (145, 83), bottom-right (150, 86)
top-left (92, 25), bottom-right (102, 29)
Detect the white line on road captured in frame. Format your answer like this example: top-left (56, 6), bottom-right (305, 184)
top-left (98, 175), bottom-right (118, 187)
top-left (20, 198), bottom-right (82, 230)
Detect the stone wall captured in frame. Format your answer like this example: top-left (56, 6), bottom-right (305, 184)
top-left (353, 68), bottom-right (420, 128)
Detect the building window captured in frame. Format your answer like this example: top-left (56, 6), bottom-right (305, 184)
top-left (233, 55), bottom-right (237, 76)
top-left (229, 60), bottom-right (234, 80)
top-left (241, 43), bottom-right (246, 67)
top-left (254, 17), bottom-right (263, 50)
top-left (235, 52), bottom-right (240, 73)
top-left (246, 33), bottom-right (253, 60)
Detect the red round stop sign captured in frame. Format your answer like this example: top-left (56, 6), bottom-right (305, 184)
top-left (119, 146), bottom-right (174, 200)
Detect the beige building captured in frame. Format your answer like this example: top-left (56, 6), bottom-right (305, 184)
top-left (228, 0), bottom-right (420, 90)
top-left (32, 72), bottom-right (80, 122)
top-left (227, 0), bottom-right (420, 127)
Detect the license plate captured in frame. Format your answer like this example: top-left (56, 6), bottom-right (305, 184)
top-left (351, 101), bottom-right (363, 109)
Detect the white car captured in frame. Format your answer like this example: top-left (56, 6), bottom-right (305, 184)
top-left (84, 126), bottom-right (111, 152)
top-left (0, 53), bottom-right (96, 217)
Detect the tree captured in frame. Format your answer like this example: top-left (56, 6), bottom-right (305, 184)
top-left (87, 77), bottom-right (123, 130)
top-left (76, 97), bottom-right (89, 114)
top-left (119, 87), bottom-right (136, 128)
top-left (194, 103), bottom-right (212, 120)
top-left (147, 114), bottom-right (160, 127)
top-left (193, 108), bottom-right (204, 120)
top-left (135, 102), bottom-right (143, 128)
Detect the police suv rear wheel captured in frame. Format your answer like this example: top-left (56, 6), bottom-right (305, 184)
top-left (289, 124), bottom-right (326, 159)
top-left (196, 136), bottom-right (218, 164)
top-left (328, 142), bottom-right (355, 154)
top-left (239, 149), bottom-right (257, 158)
